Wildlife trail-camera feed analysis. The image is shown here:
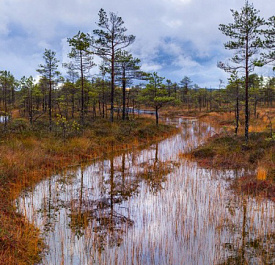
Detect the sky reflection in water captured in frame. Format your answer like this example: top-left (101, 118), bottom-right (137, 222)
top-left (16, 118), bottom-right (275, 265)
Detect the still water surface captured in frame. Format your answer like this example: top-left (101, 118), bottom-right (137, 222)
top-left (0, 116), bottom-right (8, 123)
top-left (16, 118), bottom-right (275, 264)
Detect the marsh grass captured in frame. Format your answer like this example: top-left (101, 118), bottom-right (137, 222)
top-left (16, 118), bottom-right (275, 265)
top-left (0, 117), bottom-right (178, 264)
top-left (187, 108), bottom-right (275, 201)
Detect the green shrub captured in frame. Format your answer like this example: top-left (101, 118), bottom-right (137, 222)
top-left (7, 118), bottom-right (30, 133)
top-left (248, 148), bottom-right (265, 163)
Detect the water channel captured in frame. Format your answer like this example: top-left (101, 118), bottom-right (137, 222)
top-left (0, 116), bottom-right (8, 123)
top-left (16, 118), bottom-right (275, 264)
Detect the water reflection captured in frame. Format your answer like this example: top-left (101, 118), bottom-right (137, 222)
top-left (68, 157), bottom-right (137, 251)
top-left (219, 196), bottom-right (275, 265)
top-left (136, 142), bottom-right (177, 194)
top-left (16, 118), bottom-right (275, 265)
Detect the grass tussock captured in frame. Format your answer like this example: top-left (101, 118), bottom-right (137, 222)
top-left (188, 108), bottom-right (275, 201)
top-left (160, 106), bottom-right (201, 118)
top-left (191, 132), bottom-right (275, 170)
top-left (0, 117), bottom-right (178, 265)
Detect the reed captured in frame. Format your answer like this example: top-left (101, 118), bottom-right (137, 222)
top-left (186, 108), bottom-right (275, 202)
top-left (0, 117), bottom-right (178, 264)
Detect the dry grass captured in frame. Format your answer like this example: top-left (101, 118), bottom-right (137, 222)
top-left (189, 108), bottom-right (275, 169)
top-left (10, 110), bottom-right (274, 264)
top-left (160, 106), bottom-right (201, 118)
top-left (199, 107), bottom-right (275, 135)
top-left (185, 107), bottom-right (275, 201)
top-left (0, 117), bottom-right (178, 265)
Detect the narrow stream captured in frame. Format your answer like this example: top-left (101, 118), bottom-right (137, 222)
top-left (0, 116), bottom-right (8, 123)
top-left (16, 118), bottom-right (275, 265)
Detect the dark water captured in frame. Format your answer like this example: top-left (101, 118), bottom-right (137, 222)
top-left (16, 118), bottom-right (275, 264)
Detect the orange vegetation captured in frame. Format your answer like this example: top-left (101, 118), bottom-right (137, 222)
top-left (0, 117), bottom-right (178, 265)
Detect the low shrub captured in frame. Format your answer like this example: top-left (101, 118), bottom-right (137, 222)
top-left (193, 147), bottom-right (216, 159)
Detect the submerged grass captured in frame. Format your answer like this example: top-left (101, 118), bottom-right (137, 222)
top-left (0, 117), bottom-right (178, 265)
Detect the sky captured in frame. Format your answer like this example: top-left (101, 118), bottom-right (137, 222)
top-left (0, 0), bottom-right (274, 88)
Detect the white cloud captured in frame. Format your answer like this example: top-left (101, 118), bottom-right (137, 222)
top-left (161, 18), bottom-right (183, 29)
top-left (174, 55), bottom-right (201, 68)
top-left (141, 63), bottom-right (163, 72)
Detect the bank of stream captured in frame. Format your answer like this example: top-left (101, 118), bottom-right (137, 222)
top-left (16, 118), bottom-right (275, 264)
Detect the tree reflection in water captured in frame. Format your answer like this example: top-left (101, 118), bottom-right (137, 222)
top-left (136, 143), bottom-right (177, 194)
top-left (17, 119), bottom-right (274, 264)
top-left (219, 197), bottom-right (275, 265)
top-left (67, 144), bottom-right (177, 250)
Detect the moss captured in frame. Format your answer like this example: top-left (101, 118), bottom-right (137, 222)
top-left (192, 147), bottom-right (216, 159)
top-left (248, 148), bottom-right (265, 163)
top-left (191, 132), bottom-right (275, 170)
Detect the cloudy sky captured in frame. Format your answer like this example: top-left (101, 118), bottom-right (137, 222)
top-left (0, 0), bottom-right (274, 88)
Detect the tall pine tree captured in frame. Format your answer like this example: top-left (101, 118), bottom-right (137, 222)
top-left (67, 31), bottom-right (94, 125)
top-left (92, 9), bottom-right (135, 122)
top-left (115, 51), bottom-right (142, 120)
top-left (37, 49), bottom-right (60, 131)
top-left (218, 1), bottom-right (265, 142)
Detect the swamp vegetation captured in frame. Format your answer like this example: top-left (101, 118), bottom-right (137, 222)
top-left (0, 116), bottom-right (177, 264)
top-left (0, 106), bottom-right (274, 265)
top-left (0, 3), bottom-right (274, 264)
top-left (190, 110), bottom-right (275, 201)
top-left (15, 117), bottom-right (275, 265)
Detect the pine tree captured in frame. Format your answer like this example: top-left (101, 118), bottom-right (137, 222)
top-left (262, 16), bottom-right (275, 69)
top-left (138, 72), bottom-right (175, 125)
top-left (115, 50), bottom-right (142, 120)
top-left (37, 49), bottom-right (60, 131)
top-left (218, 1), bottom-right (265, 143)
top-left (67, 31), bottom-right (94, 125)
top-left (92, 9), bottom-right (135, 122)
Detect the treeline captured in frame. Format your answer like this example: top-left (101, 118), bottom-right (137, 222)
top-left (0, 5), bottom-right (274, 137)
top-left (0, 67), bottom-right (274, 127)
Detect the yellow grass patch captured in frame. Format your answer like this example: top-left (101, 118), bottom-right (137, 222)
top-left (257, 166), bottom-right (267, 181)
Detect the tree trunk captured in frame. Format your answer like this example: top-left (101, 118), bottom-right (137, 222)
top-left (245, 34), bottom-right (249, 143)
top-left (93, 103), bottom-right (96, 118)
top-left (71, 91), bottom-right (75, 118)
top-left (98, 101), bottom-right (101, 117)
top-left (155, 106), bottom-right (159, 126)
top-left (29, 88), bottom-right (33, 125)
top-left (49, 78), bottom-right (52, 131)
top-left (80, 52), bottom-right (84, 126)
top-left (122, 68), bottom-right (126, 121)
top-left (235, 83), bottom-right (239, 136)
top-left (3, 76), bottom-right (7, 129)
top-left (110, 44), bottom-right (115, 122)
